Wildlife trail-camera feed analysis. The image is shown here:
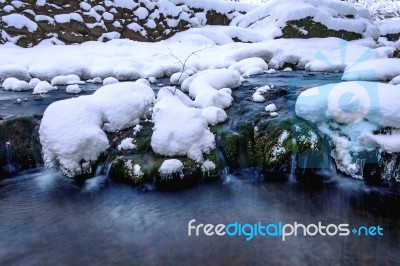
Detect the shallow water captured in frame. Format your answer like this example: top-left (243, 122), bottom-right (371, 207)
top-left (0, 168), bottom-right (399, 265)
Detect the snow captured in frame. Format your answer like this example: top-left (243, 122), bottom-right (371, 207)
top-left (103, 77), bottom-right (119, 85)
top-left (54, 13), bottom-right (84, 24)
top-left (51, 74), bottom-right (84, 85)
top-left (102, 12), bottom-right (114, 21)
top-left (251, 92), bottom-right (265, 103)
top-left (2, 14), bottom-right (38, 32)
top-left (66, 84), bottom-right (81, 94)
top-left (282, 67), bottom-right (293, 72)
top-left (29, 78), bottom-right (41, 88)
top-left (33, 81), bottom-right (56, 94)
top-left (80, 2), bottom-right (92, 11)
top-left (159, 159), bottom-right (184, 175)
top-left (296, 81), bottom-right (400, 178)
top-left (265, 103), bottom-right (277, 112)
top-left (134, 7), bottom-right (149, 20)
top-left (4, 5), bottom-right (15, 13)
top-left (201, 106), bottom-right (228, 126)
top-left (118, 138), bottom-right (136, 151)
top-left (151, 87), bottom-right (215, 163)
top-left (93, 77), bottom-right (103, 84)
top-left (231, 0), bottom-right (379, 40)
top-left (342, 58), bottom-right (400, 81)
top-left (228, 57), bottom-right (268, 77)
top-left (170, 72), bottom-right (189, 85)
top-left (376, 19), bottom-right (400, 36)
top-left (0, 64), bottom-right (31, 82)
top-left (113, 0), bottom-right (138, 10)
top-left (201, 160), bottom-right (216, 173)
top-left (2, 77), bottom-right (30, 91)
top-left (39, 81), bottom-right (154, 176)
top-left (269, 112), bottom-right (278, 117)
top-left (181, 69), bottom-right (241, 109)
top-left (390, 75), bottom-right (400, 85)
top-left (35, 15), bottom-right (55, 25)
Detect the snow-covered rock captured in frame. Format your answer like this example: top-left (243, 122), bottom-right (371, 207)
top-left (181, 69), bottom-right (241, 109)
top-left (66, 84), bottom-right (81, 94)
top-left (151, 87), bottom-right (215, 163)
top-left (159, 159), bottom-right (184, 175)
top-left (2, 77), bottom-right (30, 91)
top-left (51, 74), bottom-right (84, 86)
top-left (342, 58), bottom-right (400, 81)
top-left (118, 138), bottom-right (136, 151)
top-left (295, 81), bottom-right (400, 178)
top-left (40, 81), bottom-right (154, 176)
top-left (33, 81), bottom-right (55, 94)
top-left (201, 106), bottom-right (228, 125)
top-left (228, 57), bottom-right (268, 77)
top-left (265, 103), bottom-right (277, 112)
top-left (103, 77), bottom-right (119, 85)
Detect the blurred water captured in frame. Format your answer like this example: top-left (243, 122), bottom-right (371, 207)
top-left (0, 168), bottom-right (399, 265)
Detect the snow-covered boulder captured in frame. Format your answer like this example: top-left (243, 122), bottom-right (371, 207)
top-left (51, 74), bottom-right (84, 86)
top-left (33, 81), bottom-right (55, 94)
top-left (342, 58), bottom-right (400, 81)
top-left (2, 77), bottom-right (30, 91)
top-left (295, 81), bottom-right (400, 179)
top-left (66, 84), bottom-right (81, 94)
top-left (151, 87), bottom-right (215, 163)
top-left (181, 69), bottom-right (241, 109)
top-left (39, 81), bottom-right (154, 177)
top-left (228, 57), bottom-right (268, 77)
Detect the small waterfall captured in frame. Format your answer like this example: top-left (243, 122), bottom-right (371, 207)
top-left (94, 153), bottom-right (114, 177)
top-left (4, 141), bottom-right (16, 175)
top-left (289, 153), bottom-right (297, 183)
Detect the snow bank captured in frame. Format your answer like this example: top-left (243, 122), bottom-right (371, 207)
top-left (342, 58), bottom-right (400, 81)
top-left (151, 87), bottom-right (215, 163)
top-left (0, 64), bottom-right (31, 82)
top-left (296, 81), bottom-right (400, 178)
top-left (181, 69), bottom-right (241, 109)
top-left (40, 81), bottom-right (154, 176)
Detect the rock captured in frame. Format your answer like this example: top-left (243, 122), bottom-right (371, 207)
top-left (281, 17), bottom-right (362, 41)
top-left (0, 116), bottom-right (42, 177)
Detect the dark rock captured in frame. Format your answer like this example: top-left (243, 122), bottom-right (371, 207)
top-left (281, 17), bottom-right (363, 41)
top-left (0, 116), bottom-right (43, 178)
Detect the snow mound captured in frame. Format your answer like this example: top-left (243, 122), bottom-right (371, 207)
top-left (181, 69), bottom-right (241, 109)
top-left (0, 64), bottom-right (31, 82)
top-left (151, 87), bottom-right (215, 163)
top-left (265, 103), bottom-right (277, 112)
top-left (3, 14), bottom-right (38, 32)
top-left (51, 74), bottom-right (84, 85)
top-left (33, 81), bottom-right (56, 94)
top-left (159, 159), bottom-right (184, 175)
top-left (228, 57), bottom-right (268, 77)
top-left (39, 81), bottom-right (154, 177)
top-left (296, 81), bottom-right (400, 178)
top-left (2, 77), bottom-right (30, 91)
top-left (390, 75), bottom-right (400, 85)
top-left (103, 77), bottom-right (119, 85)
top-left (201, 106), bottom-right (228, 125)
top-left (342, 58), bottom-right (400, 81)
top-left (66, 84), bottom-right (81, 94)
top-left (118, 138), bottom-right (136, 151)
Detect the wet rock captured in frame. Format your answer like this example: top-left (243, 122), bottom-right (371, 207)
top-left (0, 116), bottom-right (42, 178)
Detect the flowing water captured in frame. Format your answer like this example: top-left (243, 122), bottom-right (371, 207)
top-left (1, 73), bottom-right (399, 265)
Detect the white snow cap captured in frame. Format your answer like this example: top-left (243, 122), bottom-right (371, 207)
top-left (103, 77), bottom-right (119, 85)
top-left (151, 87), bottom-right (215, 163)
top-left (51, 74), bottom-right (84, 85)
top-left (159, 159), bottom-right (184, 175)
top-left (33, 81), bottom-right (55, 94)
top-left (66, 84), bottom-right (81, 94)
top-left (118, 138), bottom-right (136, 151)
top-left (2, 77), bottom-right (30, 91)
top-left (40, 81), bottom-right (154, 176)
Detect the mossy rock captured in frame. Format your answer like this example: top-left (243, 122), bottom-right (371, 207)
top-left (281, 17), bottom-right (362, 41)
top-left (0, 116), bottom-right (42, 177)
top-left (254, 118), bottom-right (325, 174)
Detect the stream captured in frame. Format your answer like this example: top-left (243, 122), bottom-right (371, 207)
top-left (0, 72), bottom-right (399, 265)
